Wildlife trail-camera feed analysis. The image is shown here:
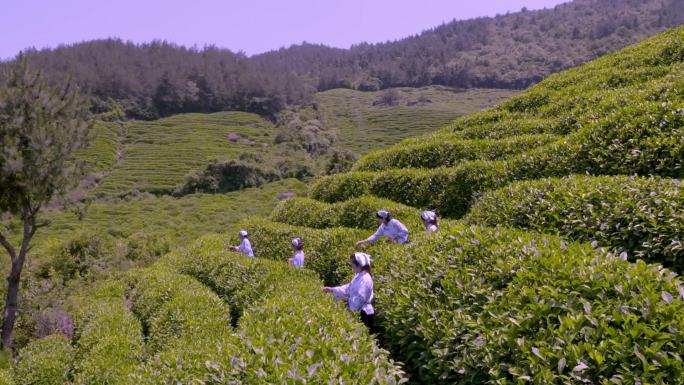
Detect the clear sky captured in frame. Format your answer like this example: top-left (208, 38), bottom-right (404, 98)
top-left (0, 0), bottom-right (570, 60)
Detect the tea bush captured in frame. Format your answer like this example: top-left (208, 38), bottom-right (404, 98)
top-left (467, 175), bottom-right (684, 272)
top-left (271, 196), bottom-right (423, 230)
top-left (162, 234), bottom-right (407, 384)
top-left (353, 134), bottom-right (556, 171)
top-left (368, 225), bottom-right (684, 384)
top-left (67, 280), bottom-right (145, 385)
top-left (14, 335), bottom-right (73, 385)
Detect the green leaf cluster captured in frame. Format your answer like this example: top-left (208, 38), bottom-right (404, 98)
top-left (467, 175), bottom-right (684, 272)
top-left (353, 134), bottom-right (556, 171)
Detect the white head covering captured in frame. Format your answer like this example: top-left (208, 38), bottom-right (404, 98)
top-left (238, 230), bottom-right (248, 237)
top-left (353, 252), bottom-right (372, 267)
top-left (421, 210), bottom-right (437, 222)
top-left (376, 210), bottom-right (389, 219)
top-left (291, 238), bottom-right (303, 248)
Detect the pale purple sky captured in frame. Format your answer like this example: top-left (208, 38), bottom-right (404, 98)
top-left (1, 0), bottom-right (570, 60)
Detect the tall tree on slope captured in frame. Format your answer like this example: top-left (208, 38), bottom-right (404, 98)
top-left (0, 59), bottom-right (91, 349)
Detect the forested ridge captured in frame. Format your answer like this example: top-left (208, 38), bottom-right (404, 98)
top-left (2, 0), bottom-right (682, 119)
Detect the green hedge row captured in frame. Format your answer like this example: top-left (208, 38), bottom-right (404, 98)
top-left (466, 175), bottom-right (684, 272)
top-left (369, 221), bottom-right (684, 384)
top-left (123, 267), bottom-right (239, 384)
top-left (159, 234), bottom-right (407, 384)
top-left (14, 335), bottom-right (73, 385)
top-left (67, 280), bottom-right (145, 385)
top-left (271, 196), bottom-right (424, 231)
top-left (308, 159), bottom-right (517, 218)
top-left (353, 134), bottom-right (556, 171)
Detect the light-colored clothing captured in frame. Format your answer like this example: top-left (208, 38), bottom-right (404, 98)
top-left (427, 224), bottom-right (438, 232)
top-left (366, 218), bottom-right (409, 244)
top-left (331, 271), bottom-right (374, 314)
top-left (291, 250), bottom-right (305, 268)
top-left (238, 238), bottom-right (254, 257)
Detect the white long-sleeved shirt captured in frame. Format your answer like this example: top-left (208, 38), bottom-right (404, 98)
top-left (291, 250), bottom-right (305, 268)
top-left (331, 271), bottom-right (374, 314)
top-left (238, 238), bottom-right (254, 257)
top-left (366, 218), bottom-right (409, 244)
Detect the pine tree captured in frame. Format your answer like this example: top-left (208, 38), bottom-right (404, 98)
top-left (0, 58), bottom-right (91, 349)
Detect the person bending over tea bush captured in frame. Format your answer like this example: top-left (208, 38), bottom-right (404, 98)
top-left (288, 237), bottom-right (305, 268)
top-left (421, 210), bottom-right (439, 232)
top-left (323, 252), bottom-right (376, 333)
top-left (230, 230), bottom-right (254, 257)
top-left (356, 210), bottom-right (409, 246)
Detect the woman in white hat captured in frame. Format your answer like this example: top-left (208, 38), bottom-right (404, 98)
top-left (356, 210), bottom-right (409, 246)
top-left (230, 230), bottom-right (254, 257)
top-left (323, 252), bottom-right (375, 332)
top-left (421, 210), bottom-right (439, 232)
top-left (288, 237), bottom-right (305, 268)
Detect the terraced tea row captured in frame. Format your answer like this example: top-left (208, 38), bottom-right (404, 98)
top-left (467, 175), bottom-right (684, 272)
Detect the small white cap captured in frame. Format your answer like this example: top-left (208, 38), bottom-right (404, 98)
top-left (238, 230), bottom-right (248, 237)
top-left (376, 210), bottom-right (389, 219)
top-left (291, 238), bottom-right (303, 247)
top-left (353, 252), bottom-right (372, 267)
top-left (421, 210), bottom-right (437, 222)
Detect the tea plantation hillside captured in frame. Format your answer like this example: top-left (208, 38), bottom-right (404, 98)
top-left (91, 111), bottom-right (277, 196)
top-left (311, 87), bottom-right (516, 153)
top-left (219, 26), bottom-right (684, 384)
top-left (6, 26), bottom-right (684, 385)
top-left (310, 26), bottom-right (684, 217)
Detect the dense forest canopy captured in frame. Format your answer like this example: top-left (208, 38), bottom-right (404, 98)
top-left (2, 0), bottom-right (682, 119)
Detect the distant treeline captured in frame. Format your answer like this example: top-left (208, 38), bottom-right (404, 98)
top-left (2, 0), bottom-right (682, 119)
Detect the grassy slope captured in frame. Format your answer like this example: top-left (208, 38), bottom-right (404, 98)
top-left (313, 87), bottom-right (516, 153)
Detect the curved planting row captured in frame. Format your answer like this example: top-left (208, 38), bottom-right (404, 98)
top-left (352, 134), bottom-right (556, 171)
top-left (271, 196), bottom-right (423, 230)
top-left (261, 212), bottom-right (684, 384)
top-left (123, 267), bottom-right (239, 383)
top-left (466, 175), bottom-right (684, 272)
top-left (159, 234), bottom-right (407, 384)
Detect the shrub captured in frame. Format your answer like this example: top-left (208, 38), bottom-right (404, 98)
top-left (175, 158), bottom-right (281, 195)
top-left (467, 175), bottom-right (684, 272)
top-left (162, 234), bottom-right (407, 384)
top-left (368, 225), bottom-right (684, 384)
top-left (67, 280), bottom-right (145, 385)
top-left (309, 161), bottom-right (512, 218)
top-left (14, 334), bottom-right (73, 385)
top-left (37, 230), bottom-right (116, 283)
top-left (353, 134), bottom-right (556, 171)
top-left (270, 196), bottom-right (424, 230)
